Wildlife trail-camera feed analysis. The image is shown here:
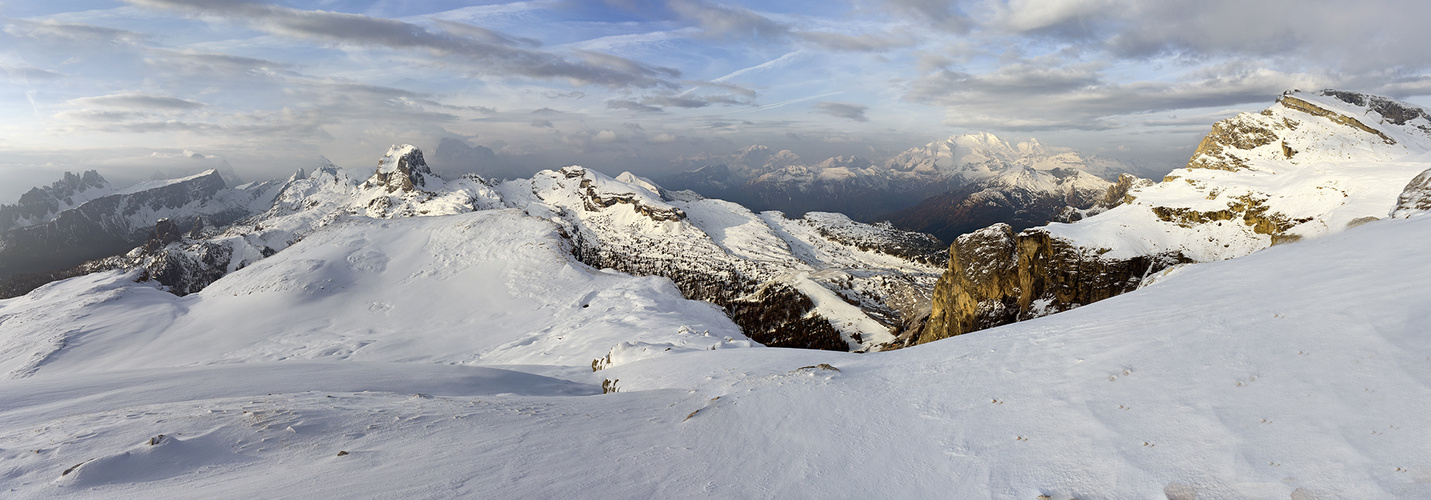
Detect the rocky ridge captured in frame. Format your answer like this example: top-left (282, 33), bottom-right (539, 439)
top-left (916, 89), bottom-right (1431, 344)
top-left (0, 170), bottom-right (285, 287)
top-left (0, 170), bottom-right (111, 233)
top-left (14, 146), bottom-right (944, 352)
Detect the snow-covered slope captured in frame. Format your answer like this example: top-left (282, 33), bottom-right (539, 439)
top-left (1046, 90), bottom-right (1431, 261)
top-left (0, 209), bottom-right (746, 381)
top-left (1, 190), bottom-right (1428, 498)
top-left (917, 89), bottom-right (1431, 344)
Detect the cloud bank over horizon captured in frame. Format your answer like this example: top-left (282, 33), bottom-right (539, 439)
top-left (3, 0), bottom-right (1430, 199)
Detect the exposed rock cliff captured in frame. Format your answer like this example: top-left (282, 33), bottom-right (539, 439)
top-left (916, 224), bottom-right (1188, 344)
top-left (1391, 167), bottom-right (1431, 218)
top-left (915, 89), bottom-right (1431, 345)
top-left (510, 166), bottom-right (943, 351)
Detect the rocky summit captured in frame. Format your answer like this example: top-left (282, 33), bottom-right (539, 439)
top-left (917, 89), bottom-right (1431, 344)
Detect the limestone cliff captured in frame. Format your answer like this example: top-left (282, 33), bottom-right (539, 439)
top-left (916, 224), bottom-right (1187, 344)
top-left (1391, 167), bottom-right (1431, 218)
top-left (915, 89), bottom-right (1431, 345)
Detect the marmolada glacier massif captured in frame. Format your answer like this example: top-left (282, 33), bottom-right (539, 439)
top-left (3, 2), bottom-right (1431, 498)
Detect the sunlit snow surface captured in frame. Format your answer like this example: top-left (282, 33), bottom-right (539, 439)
top-left (1, 205), bottom-right (1430, 497)
top-left (1046, 91), bottom-right (1431, 261)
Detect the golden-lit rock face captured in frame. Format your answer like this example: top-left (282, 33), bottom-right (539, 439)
top-left (916, 224), bottom-right (1187, 344)
top-left (916, 90), bottom-right (1431, 345)
top-left (1187, 118), bottom-right (1283, 172)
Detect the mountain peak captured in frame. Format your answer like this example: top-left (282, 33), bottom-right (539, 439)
top-left (369, 144), bottom-right (436, 192)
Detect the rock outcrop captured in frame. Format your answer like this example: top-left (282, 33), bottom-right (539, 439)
top-left (365, 145), bottom-right (435, 193)
top-left (916, 224), bottom-right (1188, 344)
top-left (1391, 167), bottom-right (1431, 218)
top-left (915, 89), bottom-right (1431, 345)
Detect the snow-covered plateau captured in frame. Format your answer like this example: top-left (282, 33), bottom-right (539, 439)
top-left (1, 90), bottom-right (1430, 498)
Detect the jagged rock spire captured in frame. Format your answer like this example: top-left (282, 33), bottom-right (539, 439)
top-left (368, 145), bottom-right (436, 192)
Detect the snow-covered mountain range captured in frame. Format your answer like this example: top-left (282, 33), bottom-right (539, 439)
top-left (2, 89), bottom-right (1430, 498)
top-left (24, 145), bottom-right (944, 352)
top-left (918, 89), bottom-right (1431, 344)
top-left (2, 105), bottom-right (1431, 496)
top-left (0, 169), bottom-right (285, 292)
top-left (663, 132), bottom-right (1132, 231)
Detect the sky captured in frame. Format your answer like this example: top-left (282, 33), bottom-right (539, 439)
top-left (3, 0), bottom-right (1431, 199)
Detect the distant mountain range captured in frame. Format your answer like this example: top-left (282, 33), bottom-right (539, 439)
top-left (661, 132), bottom-right (1140, 242)
top-left (0, 169), bottom-right (284, 289)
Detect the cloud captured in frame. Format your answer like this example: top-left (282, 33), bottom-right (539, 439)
top-left (606, 99), bottom-right (664, 113)
top-left (907, 61), bottom-right (1327, 130)
top-left (126, 0), bottom-right (682, 88)
top-left (52, 110), bottom-right (152, 122)
top-left (813, 101), bottom-right (870, 122)
top-left (975, 0), bottom-right (1431, 72)
top-left (666, 0), bottom-right (911, 53)
top-left (667, 0), bottom-right (789, 41)
top-left (1, 66), bottom-right (65, 81)
top-left (68, 93), bottom-right (206, 110)
top-left (2, 19), bottom-right (148, 43)
top-left (144, 49), bottom-right (295, 78)
top-left (796, 31), bottom-right (914, 52)
top-left (542, 90), bottom-right (587, 99)
top-left (885, 0), bottom-right (974, 33)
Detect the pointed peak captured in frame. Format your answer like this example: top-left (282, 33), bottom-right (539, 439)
top-left (370, 144), bottom-right (437, 192)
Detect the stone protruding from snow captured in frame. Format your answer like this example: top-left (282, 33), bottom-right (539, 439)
top-left (1391, 167), bottom-right (1431, 218)
top-left (368, 145), bottom-right (436, 193)
top-left (142, 219), bottom-right (183, 253)
top-left (917, 223), bottom-right (1189, 344)
top-left (916, 89), bottom-right (1431, 346)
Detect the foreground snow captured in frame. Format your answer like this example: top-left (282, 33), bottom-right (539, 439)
top-left (1, 204), bottom-right (1429, 497)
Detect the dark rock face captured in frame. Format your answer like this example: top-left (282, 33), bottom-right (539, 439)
top-left (569, 228), bottom-right (849, 351)
top-left (916, 224), bottom-right (1189, 344)
top-left (0, 170), bottom-right (108, 233)
top-left (726, 282), bottom-right (847, 351)
top-left (142, 219), bottom-right (183, 252)
top-left (0, 171), bottom-right (241, 281)
top-left (1321, 89), bottom-right (1431, 126)
top-left (139, 240), bottom-right (235, 296)
top-left (367, 146), bottom-right (434, 193)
